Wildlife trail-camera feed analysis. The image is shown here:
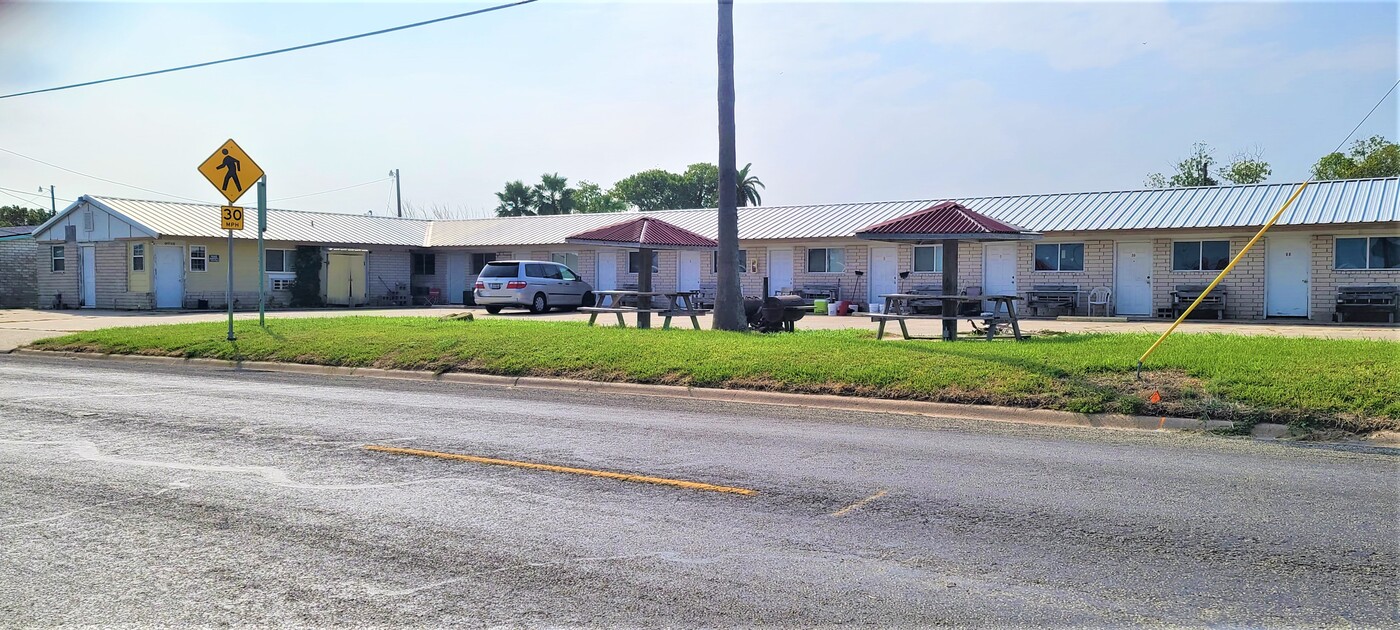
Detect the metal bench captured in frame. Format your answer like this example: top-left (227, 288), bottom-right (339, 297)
top-left (1334, 286), bottom-right (1398, 323)
top-left (797, 284), bottom-right (841, 305)
top-left (1025, 284), bottom-right (1079, 317)
top-left (1171, 284), bottom-right (1228, 319)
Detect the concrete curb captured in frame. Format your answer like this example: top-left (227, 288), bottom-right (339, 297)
top-left (11, 348), bottom-right (1343, 442)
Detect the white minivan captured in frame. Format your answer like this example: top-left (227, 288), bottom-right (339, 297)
top-left (473, 260), bottom-right (595, 314)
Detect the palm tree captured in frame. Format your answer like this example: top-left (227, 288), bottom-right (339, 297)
top-left (534, 172), bottom-right (576, 215)
top-left (713, 0), bottom-right (745, 331)
top-left (494, 181), bottom-right (536, 217)
top-left (736, 163), bottom-right (764, 207)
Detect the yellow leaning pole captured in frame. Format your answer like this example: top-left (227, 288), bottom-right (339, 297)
top-left (1136, 179), bottom-right (1313, 378)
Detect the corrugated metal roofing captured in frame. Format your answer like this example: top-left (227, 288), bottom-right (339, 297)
top-left (87, 196), bottom-right (430, 246)
top-left (0, 225), bottom-right (36, 238)
top-left (68, 177), bottom-right (1399, 248)
top-left (857, 201), bottom-right (1027, 236)
top-left (565, 216), bottom-right (718, 249)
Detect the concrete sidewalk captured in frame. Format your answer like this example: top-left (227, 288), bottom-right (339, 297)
top-left (1, 306), bottom-right (1394, 351)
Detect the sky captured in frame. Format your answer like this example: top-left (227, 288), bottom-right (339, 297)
top-left (0, 1), bottom-right (1396, 219)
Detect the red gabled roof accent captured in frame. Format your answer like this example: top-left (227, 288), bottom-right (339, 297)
top-left (565, 216), bottom-right (717, 248)
top-left (856, 201), bottom-right (1026, 236)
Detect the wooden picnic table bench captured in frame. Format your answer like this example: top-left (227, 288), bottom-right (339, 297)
top-left (580, 290), bottom-right (709, 329)
top-left (1025, 284), bottom-right (1080, 317)
top-left (1334, 285), bottom-right (1399, 323)
top-left (1171, 284), bottom-right (1228, 319)
top-left (873, 293), bottom-right (1024, 341)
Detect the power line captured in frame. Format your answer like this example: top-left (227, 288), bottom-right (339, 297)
top-left (0, 0), bottom-right (540, 100)
top-left (0, 189), bottom-right (46, 209)
top-left (0, 146), bottom-right (204, 202)
top-left (0, 185), bottom-right (74, 204)
top-left (270, 177), bottom-right (392, 202)
top-left (1329, 78), bottom-right (1399, 155)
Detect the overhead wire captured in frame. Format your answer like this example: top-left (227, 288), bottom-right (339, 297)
top-left (0, 146), bottom-right (204, 202)
top-left (0, 0), bottom-right (539, 100)
top-left (270, 177), bottom-right (392, 203)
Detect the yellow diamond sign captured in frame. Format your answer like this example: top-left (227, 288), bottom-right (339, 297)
top-left (197, 139), bottom-right (263, 204)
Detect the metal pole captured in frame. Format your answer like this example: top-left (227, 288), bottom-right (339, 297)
top-left (394, 169), bottom-right (403, 218)
top-left (49, 186), bottom-right (56, 214)
top-left (226, 229), bottom-right (236, 341)
top-left (257, 176), bottom-right (267, 327)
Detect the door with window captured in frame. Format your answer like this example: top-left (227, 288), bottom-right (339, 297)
top-left (1114, 242), bottom-right (1152, 315)
top-left (1265, 235), bottom-right (1310, 317)
top-left (869, 246), bottom-right (898, 304)
top-left (768, 248), bottom-right (794, 296)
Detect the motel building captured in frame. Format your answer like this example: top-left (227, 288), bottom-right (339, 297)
top-left (24, 177), bottom-right (1400, 323)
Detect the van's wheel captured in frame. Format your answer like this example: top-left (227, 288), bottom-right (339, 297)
top-left (529, 293), bottom-right (549, 314)
top-left (484, 306), bottom-right (503, 314)
top-left (581, 292), bottom-right (596, 307)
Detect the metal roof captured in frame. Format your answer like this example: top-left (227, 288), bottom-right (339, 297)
top-left (566, 216), bottom-right (718, 249)
top-left (0, 225), bottom-right (36, 239)
top-left (43, 177), bottom-right (1398, 248)
top-left (80, 196), bottom-right (430, 246)
top-left (857, 201), bottom-right (1029, 237)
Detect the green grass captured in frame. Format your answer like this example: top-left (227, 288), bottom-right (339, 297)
top-left (29, 317), bottom-right (1400, 432)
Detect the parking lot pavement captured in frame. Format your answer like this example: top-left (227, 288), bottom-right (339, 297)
top-left (1, 353), bottom-right (1396, 626)
top-left (2, 306), bottom-right (1394, 352)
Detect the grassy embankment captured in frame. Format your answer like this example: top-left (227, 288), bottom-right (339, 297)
top-left (29, 317), bottom-right (1400, 432)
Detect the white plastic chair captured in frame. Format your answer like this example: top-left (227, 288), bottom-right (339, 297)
top-left (1088, 286), bottom-right (1112, 316)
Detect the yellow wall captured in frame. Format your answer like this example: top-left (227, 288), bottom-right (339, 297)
top-left (183, 238), bottom-right (287, 293)
top-left (128, 240), bottom-right (151, 293)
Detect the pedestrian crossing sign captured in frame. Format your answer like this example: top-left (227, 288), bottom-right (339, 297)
top-left (198, 138), bottom-right (263, 204)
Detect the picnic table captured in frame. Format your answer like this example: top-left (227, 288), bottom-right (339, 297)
top-left (870, 293), bottom-right (1024, 341)
top-left (579, 290), bottom-right (709, 329)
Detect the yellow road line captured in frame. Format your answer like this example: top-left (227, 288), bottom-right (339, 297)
top-left (830, 489), bottom-right (888, 517)
top-left (363, 445), bottom-right (757, 496)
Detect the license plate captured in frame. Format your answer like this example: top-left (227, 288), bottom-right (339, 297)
top-left (489, 283), bottom-right (501, 289)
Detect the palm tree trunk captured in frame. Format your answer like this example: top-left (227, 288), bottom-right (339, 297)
top-left (713, 0), bottom-right (745, 331)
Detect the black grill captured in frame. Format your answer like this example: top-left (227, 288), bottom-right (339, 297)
top-left (744, 295), bottom-right (806, 332)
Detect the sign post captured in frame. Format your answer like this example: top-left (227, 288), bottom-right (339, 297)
top-left (257, 176), bottom-right (267, 327)
top-left (197, 139), bottom-right (264, 342)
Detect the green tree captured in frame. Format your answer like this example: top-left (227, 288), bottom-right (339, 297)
top-left (494, 180), bottom-right (537, 217)
top-left (610, 169), bottom-right (688, 211)
top-left (1145, 143), bottom-right (1271, 187)
top-left (574, 181), bottom-right (627, 214)
top-left (736, 162), bottom-right (764, 206)
top-left (1311, 135), bottom-right (1400, 180)
top-left (533, 173), bottom-right (575, 215)
top-left (680, 163), bottom-right (720, 208)
top-left (0, 204), bottom-right (55, 227)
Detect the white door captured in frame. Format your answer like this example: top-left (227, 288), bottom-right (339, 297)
top-left (1266, 235), bottom-right (1310, 317)
top-left (869, 246), bottom-right (899, 304)
top-left (1115, 242), bottom-right (1152, 316)
top-left (444, 252), bottom-right (468, 304)
top-left (154, 245), bottom-right (184, 309)
top-left (595, 250), bottom-right (617, 292)
top-left (768, 248), bottom-right (794, 296)
top-left (80, 245), bottom-right (96, 308)
top-left (677, 250), bottom-right (703, 292)
top-left (983, 243), bottom-right (1018, 312)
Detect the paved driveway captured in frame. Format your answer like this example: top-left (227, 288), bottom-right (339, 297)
top-left (1, 306), bottom-right (1394, 351)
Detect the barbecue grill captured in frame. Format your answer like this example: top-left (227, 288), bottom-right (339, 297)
top-left (744, 295), bottom-right (807, 332)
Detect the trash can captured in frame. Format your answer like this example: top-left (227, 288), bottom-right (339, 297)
top-left (463, 290), bottom-right (476, 306)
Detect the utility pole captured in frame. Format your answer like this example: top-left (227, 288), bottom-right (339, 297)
top-left (47, 186), bottom-right (55, 214)
top-left (392, 169), bottom-right (403, 218)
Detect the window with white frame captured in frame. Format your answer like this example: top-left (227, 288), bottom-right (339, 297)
top-left (628, 250), bottom-right (659, 274)
top-left (912, 245), bottom-right (943, 272)
top-left (712, 249), bottom-right (747, 273)
top-left (551, 252), bottom-right (579, 270)
top-left (1172, 240), bottom-right (1229, 271)
top-left (1034, 243), bottom-right (1085, 271)
top-left (265, 249), bottom-right (293, 272)
top-left (806, 248), bottom-right (846, 273)
top-left (189, 245), bottom-right (207, 272)
top-left (50, 245), bottom-right (65, 272)
top-left (130, 244), bottom-right (145, 272)
top-left (1335, 236), bottom-right (1400, 270)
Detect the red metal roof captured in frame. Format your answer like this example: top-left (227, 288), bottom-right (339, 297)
top-left (856, 201), bottom-right (1026, 236)
top-left (565, 215), bottom-right (718, 249)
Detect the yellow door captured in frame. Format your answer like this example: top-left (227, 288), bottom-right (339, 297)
top-left (327, 252), bottom-right (366, 306)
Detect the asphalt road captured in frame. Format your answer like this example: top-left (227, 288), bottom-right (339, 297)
top-left (1, 354), bottom-right (1396, 627)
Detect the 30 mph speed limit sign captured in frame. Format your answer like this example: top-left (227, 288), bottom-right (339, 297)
top-left (221, 205), bottom-right (245, 230)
